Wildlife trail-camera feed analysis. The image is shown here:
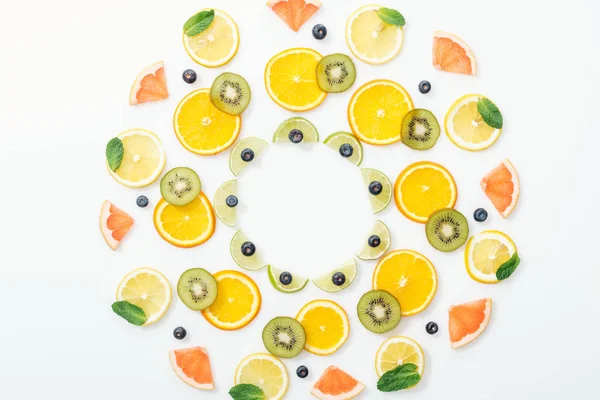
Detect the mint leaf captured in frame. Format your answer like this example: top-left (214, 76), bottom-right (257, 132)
top-left (229, 384), bottom-right (265, 400)
top-left (496, 252), bottom-right (520, 281)
top-left (184, 10), bottom-right (215, 37)
top-left (106, 137), bottom-right (124, 172)
top-left (377, 7), bottom-right (406, 27)
top-left (377, 363), bottom-right (421, 392)
top-left (112, 301), bottom-right (147, 326)
top-left (477, 98), bottom-right (503, 129)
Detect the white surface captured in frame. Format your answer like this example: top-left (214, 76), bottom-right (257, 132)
top-left (0, 0), bottom-right (599, 398)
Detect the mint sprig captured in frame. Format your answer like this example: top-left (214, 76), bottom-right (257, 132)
top-left (106, 137), bottom-right (124, 172)
top-left (229, 384), bottom-right (265, 400)
top-left (377, 7), bottom-right (406, 27)
top-left (496, 252), bottom-right (520, 281)
top-left (477, 98), bottom-right (503, 129)
top-left (112, 301), bottom-right (147, 326)
top-left (184, 10), bottom-right (215, 37)
top-left (377, 363), bottom-right (421, 392)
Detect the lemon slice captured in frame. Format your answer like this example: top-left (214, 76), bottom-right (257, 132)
top-left (229, 137), bottom-right (269, 176)
top-left (375, 336), bottom-right (425, 378)
top-left (312, 259), bottom-right (357, 292)
top-left (107, 129), bottom-right (165, 188)
top-left (465, 230), bottom-right (519, 283)
top-left (234, 353), bottom-right (288, 400)
top-left (357, 220), bottom-right (391, 260)
top-left (445, 94), bottom-right (502, 151)
top-left (116, 268), bottom-right (171, 325)
top-left (230, 230), bottom-right (268, 271)
top-left (214, 180), bottom-right (237, 227)
top-left (183, 9), bottom-right (239, 67)
top-left (361, 168), bottom-right (392, 213)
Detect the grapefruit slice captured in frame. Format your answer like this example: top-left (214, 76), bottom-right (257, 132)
top-left (100, 200), bottom-right (134, 250)
top-left (481, 159), bottom-right (520, 218)
top-left (169, 346), bottom-right (214, 390)
top-left (433, 31), bottom-right (477, 75)
top-left (129, 61), bottom-right (169, 105)
top-left (310, 366), bottom-right (364, 400)
top-left (449, 298), bottom-right (492, 349)
top-left (267, 0), bottom-right (322, 32)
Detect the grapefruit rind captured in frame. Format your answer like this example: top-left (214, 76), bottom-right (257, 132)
top-left (169, 347), bottom-right (214, 390)
top-left (129, 61), bottom-right (168, 105)
top-left (266, 0), bottom-right (322, 32)
top-left (310, 366), bottom-right (364, 400)
top-left (449, 298), bottom-right (492, 349)
top-left (444, 94), bottom-right (502, 151)
top-left (481, 159), bottom-right (520, 218)
top-left (465, 230), bottom-right (517, 284)
top-left (433, 31), bottom-right (477, 75)
top-left (100, 200), bottom-right (134, 250)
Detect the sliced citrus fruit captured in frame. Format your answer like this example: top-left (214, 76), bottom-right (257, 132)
top-left (153, 193), bottom-right (216, 248)
top-left (267, 0), bottom-right (322, 32)
top-left (129, 61), bottom-right (168, 105)
top-left (481, 159), bottom-right (520, 218)
top-left (229, 137), bottom-right (269, 176)
top-left (183, 9), bottom-right (239, 67)
top-left (310, 366), bottom-right (364, 399)
top-left (346, 5), bottom-right (404, 65)
top-left (361, 168), bottom-right (392, 213)
top-left (465, 230), bottom-right (519, 283)
top-left (444, 94), bottom-right (502, 151)
top-left (449, 298), bottom-right (492, 349)
top-left (375, 336), bottom-right (424, 378)
top-left (324, 132), bottom-right (363, 166)
top-left (357, 220), bottom-right (390, 260)
top-left (116, 267), bottom-right (171, 325)
top-left (373, 250), bottom-right (437, 316)
top-left (394, 161), bottom-right (457, 223)
top-left (312, 259), bottom-right (357, 292)
top-left (214, 180), bottom-right (238, 226)
top-left (202, 270), bottom-right (261, 330)
top-left (107, 129), bottom-right (166, 188)
top-left (267, 265), bottom-right (308, 293)
top-left (296, 299), bottom-right (349, 355)
top-left (230, 230), bottom-right (268, 271)
top-left (173, 88), bottom-right (241, 155)
top-left (273, 117), bottom-right (319, 143)
top-left (100, 200), bottom-right (134, 250)
top-left (265, 48), bottom-right (327, 112)
top-left (169, 346), bottom-right (214, 390)
top-left (234, 353), bottom-right (288, 400)
top-left (348, 80), bottom-right (414, 145)
top-left (433, 31), bottom-right (477, 75)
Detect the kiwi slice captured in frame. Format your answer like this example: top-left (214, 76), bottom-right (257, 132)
top-left (262, 316), bottom-right (306, 358)
top-left (357, 220), bottom-right (391, 260)
top-left (357, 290), bottom-right (402, 334)
top-left (229, 137), bottom-right (269, 176)
top-left (160, 167), bottom-right (201, 206)
top-left (273, 117), bottom-right (319, 143)
top-left (177, 268), bottom-right (217, 311)
top-left (401, 109), bottom-right (441, 150)
top-left (323, 132), bottom-right (363, 166)
top-left (210, 72), bottom-right (251, 115)
top-left (425, 208), bottom-right (469, 252)
top-left (316, 53), bottom-right (357, 93)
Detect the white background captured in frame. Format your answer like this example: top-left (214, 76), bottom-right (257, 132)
top-left (1, 0), bottom-right (599, 398)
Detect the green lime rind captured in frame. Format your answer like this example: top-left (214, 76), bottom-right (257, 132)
top-left (230, 229), bottom-right (268, 271)
top-left (323, 132), bottom-right (363, 166)
top-left (357, 220), bottom-right (391, 260)
top-left (229, 137), bottom-right (269, 176)
top-left (361, 168), bottom-right (392, 213)
top-left (312, 259), bottom-right (357, 292)
top-left (214, 180), bottom-right (237, 227)
top-left (267, 265), bottom-right (309, 293)
top-left (273, 117), bottom-right (319, 143)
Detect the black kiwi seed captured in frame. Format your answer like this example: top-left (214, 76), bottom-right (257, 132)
top-left (401, 109), bottom-right (441, 150)
top-left (357, 290), bottom-right (401, 334)
top-left (262, 316), bottom-right (306, 358)
top-left (425, 208), bottom-right (469, 252)
top-left (209, 72), bottom-right (251, 116)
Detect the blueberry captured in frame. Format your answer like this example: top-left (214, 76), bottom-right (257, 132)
top-left (473, 208), bottom-right (488, 222)
top-left (368, 235), bottom-right (381, 248)
top-left (279, 272), bottom-right (293, 286)
top-left (296, 365), bottom-right (309, 378)
top-left (182, 69), bottom-right (197, 84)
top-left (332, 272), bottom-right (346, 286)
top-left (136, 195), bottom-right (149, 208)
top-left (312, 24), bottom-right (327, 40)
top-left (426, 321), bottom-right (438, 335)
top-left (419, 80), bottom-right (431, 94)
top-left (241, 241), bottom-right (256, 257)
top-left (173, 326), bottom-right (187, 339)
top-left (339, 143), bottom-right (353, 158)
top-left (226, 195), bottom-right (238, 208)
top-left (369, 181), bottom-right (383, 195)
top-left (241, 148), bottom-right (254, 162)
top-left (289, 129), bottom-right (304, 143)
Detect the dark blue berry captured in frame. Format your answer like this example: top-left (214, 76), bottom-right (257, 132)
top-left (182, 69), bottom-right (197, 84)
top-left (368, 235), bottom-right (381, 248)
top-left (289, 129), bottom-right (304, 143)
top-left (332, 272), bottom-right (346, 286)
top-left (369, 181), bottom-right (382, 195)
top-left (473, 208), bottom-right (488, 222)
top-left (296, 365), bottom-right (309, 378)
top-left (312, 24), bottom-right (327, 40)
top-left (279, 272), bottom-right (293, 286)
top-left (136, 195), bottom-right (149, 208)
top-left (241, 241), bottom-right (256, 257)
top-left (426, 321), bottom-right (438, 335)
top-left (241, 148), bottom-right (254, 162)
top-left (339, 143), bottom-right (353, 158)
top-left (226, 195), bottom-right (238, 208)
top-left (419, 80), bottom-right (431, 94)
top-left (173, 327), bottom-right (187, 339)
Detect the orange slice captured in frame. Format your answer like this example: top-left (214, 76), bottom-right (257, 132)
top-left (169, 346), bottom-right (214, 390)
top-left (267, 0), bottom-right (322, 32)
top-left (153, 193), bottom-right (215, 248)
top-left (201, 270), bottom-right (261, 330)
top-left (310, 366), bottom-right (364, 399)
top-left (433, 31), bottom-right (476, 75)
top-left (100, 200), bottom-right (134, 250)
top-left (296, 300), bottom-right (349, 356)
top-left (129, 61), bottom-right (168, 105)
top-left (449, 298), bottom-right (492, 349)
top-left (183, 9), bottom-right (239, 68)
top-left (481, 159), bottom-right (520, 218)
top-left (394, 161), bottom-right (457, 223)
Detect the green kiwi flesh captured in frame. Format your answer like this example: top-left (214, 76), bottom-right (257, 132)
top-left (160, 167), bottom-right (201, 206)
top-left (357, 290), bottom-right (401, 334)
top-left (210, 72), bottom-right (251, 115)
top-left (177, 268), bottom-right (217, 311)
top-left (425, 208), bottom-right (469, 252)
top-left (316, 54), bottom-right (356, 93)
top-left (262, 316), bottom-right (306, 358)
top-left (401, 109), bottom-right (440, 150)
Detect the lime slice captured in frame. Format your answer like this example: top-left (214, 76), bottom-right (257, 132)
top-left (312, 259), bottom-right (357, 292)
top-left (267, 265), bottom-right (309, 293)
top-left (230, 229), bottom-right (268, 271)
top-left (273, 117), bottom-right (319, 143)
top-left (214, 180), bottom-right (238, 226)
top-left (357, 220), bottom-right (391, 260)
top-left (229, 137), bottom-right (269, 176)
top-left (323, 132), bottom-right (363, 166)
top-left (361, 168), bottom-right (392, 213)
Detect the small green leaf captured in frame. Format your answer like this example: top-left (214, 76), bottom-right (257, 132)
top-left (477, 98), bottom-right (503, 129)
top-left (377, 363), bottom-right (421, 392)
top-left (112, 301), bottom-right (147, 326)
top-left (229, 384), bottom-right (265, 400)
top-left (184, 10), bottom-right (215, 37)
top-left (106, 137), bottom-right (124, 172)
top-left (496, 252), bottom-right (520, 281)
top-left (377, 7), bottom-right (406, 27)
